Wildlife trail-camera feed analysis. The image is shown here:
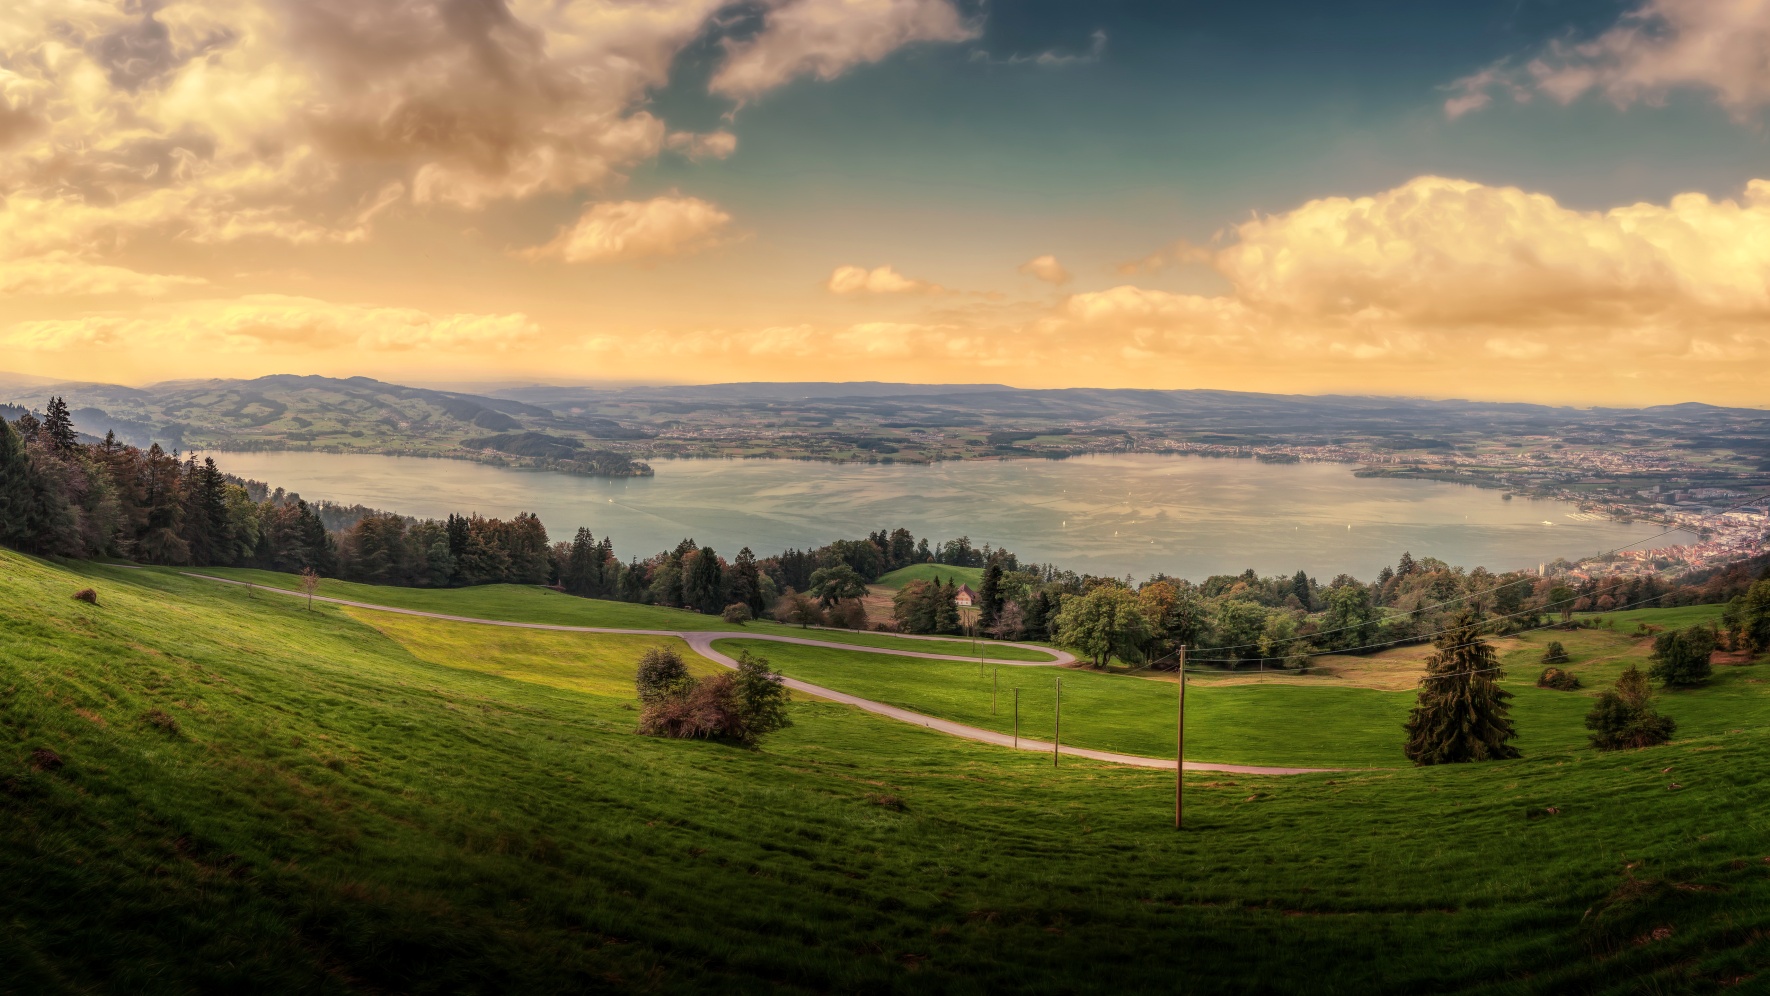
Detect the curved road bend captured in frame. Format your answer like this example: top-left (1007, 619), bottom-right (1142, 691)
top-left (181, 572), bottom-right (1337, 776)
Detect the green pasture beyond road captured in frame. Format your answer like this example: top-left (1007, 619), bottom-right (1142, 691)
top-left (8, 551), bottom-right (1770, 992)
top-left (176, 566), bottom-right (1056, 661)
top-left (719, 621), bottom-right (1769, 769)
top-left (875, 563), bottom-right (985, 589)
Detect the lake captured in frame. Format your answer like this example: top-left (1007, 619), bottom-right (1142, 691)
top-left (200, 451), bottom-right (1693, 581)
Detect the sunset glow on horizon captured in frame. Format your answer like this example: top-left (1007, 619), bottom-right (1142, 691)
top-left (4, 0), bottom-right (1770, 406)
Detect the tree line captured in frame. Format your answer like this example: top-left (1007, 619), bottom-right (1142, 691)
top-left (5, 398), bottom-right (1765, 664)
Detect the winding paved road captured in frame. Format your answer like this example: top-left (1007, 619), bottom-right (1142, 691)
top-left (181, 572), bottom-right (1338, 776)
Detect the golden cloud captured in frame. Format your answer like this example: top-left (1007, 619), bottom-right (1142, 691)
top-left (1447, 0), bottom-right (1770, 119)
top-left (524, 195), bottom-right (734, 264)
top-left (826, 264), bottom-right (942, 295)
top-left (711, 0), bottom-right (979, 99)
top-left (2, 295), bottom-right (538, 353)
top-left (1017, 254), bottom-right (1070, 284)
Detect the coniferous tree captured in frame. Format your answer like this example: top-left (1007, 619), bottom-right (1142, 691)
top-left (732, 547), bottom-right (764, 616)
top-left (41, 397), bottom-right (78, 451)
top-left (685, 545), bottom-right (725, 613)
top-left (563, 527), bottom-right (595, 594)
top-left (978, 558), bottom-right (1004, 630)
top-left (0, 417), bottom-right (37, 550)
top-left (1403, 612), bottom-right (1520, 765)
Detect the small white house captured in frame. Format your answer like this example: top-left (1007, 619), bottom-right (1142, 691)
top-left (954, 584), bottom-right (976, 607)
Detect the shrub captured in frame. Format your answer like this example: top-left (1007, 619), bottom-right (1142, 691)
top-left (142, 709), bottom-right (180, 736)
top-left (635, 646), bottom-right (692, 705)
top-left (1649, 626), bottom-right (1716, 688)
top-left (826, 599), bottom-right (868, 630)
top-left (720, 602), bottom-right (752, 625)
top-left (639, 673), bottom-right (742, 740)
top-left (732, 649), bottom-right (791, 738)
top-left (637, 648), bottom-right (791, 745)
top-left (1541, 641), bottom-right (1569, 665)
top-left (1586, 666), bottom-right (1676, 750)
top-left (71, 588), bottom-right (98, 605)
top-left (1537, 667), bottom-right (1581, 691)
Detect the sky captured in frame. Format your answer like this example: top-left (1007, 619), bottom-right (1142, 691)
top-left (4, 0), bottom-right (1770, 406)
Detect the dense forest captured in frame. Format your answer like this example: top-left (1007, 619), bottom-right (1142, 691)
top-left (6, 397), bottom-right (1766, 670)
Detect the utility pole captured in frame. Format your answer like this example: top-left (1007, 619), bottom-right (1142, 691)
top-left (992, 665), bottom-right (998, 715)
top-left (1176, 645), bottom-right (1187, 830)
top-left (1014, 688), bottom-right (1019, 748)
top-left (1054, 677), bottom-right (1062, 767)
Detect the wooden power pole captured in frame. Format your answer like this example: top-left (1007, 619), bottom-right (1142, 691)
top-left (1176, 646), bottom-right (1187, 830)
top-left (1053, 677), bottom-right (1062, 767)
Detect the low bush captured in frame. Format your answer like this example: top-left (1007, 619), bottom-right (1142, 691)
top-left (1587, 666), bottom-right (1676, 751)
top-left (1537, 666), bottom-right (1581, 691)
top-left (637, 648), bottom-right (791, 746)
top-left (720, 603), bottom-right (752, 625)
top-left (1541, 641), bottom-right (1569, 665)
top-left (71, 588), bottom-right (98, 605)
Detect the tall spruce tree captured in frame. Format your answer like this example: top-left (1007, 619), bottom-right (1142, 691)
top-left (732, 547), bottom-right (764, 615)
top-left (0, 417), bottom-right (36, 549)
top-left (1402, 612), bottom-right (1520, 765)
top-left (978, 558), bottom-right (1004, 630)
top-left (685, 545), bottom-right (724, 613)
top-left (41, 396), bottom-right (77, 451)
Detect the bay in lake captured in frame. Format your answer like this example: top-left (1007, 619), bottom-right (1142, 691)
top-left (199, 451), bottom-right (1693, 581)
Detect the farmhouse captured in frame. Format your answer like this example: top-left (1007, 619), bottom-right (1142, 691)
top-left (954, 584), bottom-right (976, 607)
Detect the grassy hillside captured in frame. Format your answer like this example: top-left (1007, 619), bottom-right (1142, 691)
top-left (876, 564), bottom-right (985, 589)
top-left (720, 611), bottom-right (1768, 768)
top-left (179, 566), bottom-right (1054, 660)
top-left (7, 549), bottom-right (1770, 992)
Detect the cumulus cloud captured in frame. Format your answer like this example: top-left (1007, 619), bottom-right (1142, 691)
top-left (525, 195), bottom-right (733, 264)
top-left (0, 0), bottom-right (973, 301)
top-left (1017, 254), bottom-right (1070, 284)
top-left (2, 295), bottom-right (538, 353)
top-left (571, 175), bottom-right (1770, 400)
top-left (1446, 0), bottom-right (1770, 119)
top-left (826, 264), bottom-right (942, 294)
top-left (711, 0), bottom-right (980, 99)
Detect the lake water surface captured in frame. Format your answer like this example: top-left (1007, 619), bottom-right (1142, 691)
top-left (202, 451), bottom-right (1692, 580)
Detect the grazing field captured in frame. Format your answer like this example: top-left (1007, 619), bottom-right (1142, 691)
top-left (718, 614), bottom-right (1769, 769)
top-left (875, 564), bottom-right (985, 589)
top-left (6, 549), bottom-right (1770, 993)
top-left (171, 566), bottom-right (1055, 659)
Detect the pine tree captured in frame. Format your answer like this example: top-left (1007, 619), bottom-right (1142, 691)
top-left (42, 396), bottom-right (77, 451)
top-left (0, 417), bottom-right (37, 550)
top-left (732, 546), bottom-right (764, 615)
top-left (934, 580), bottom-right (960, 634)
top-left (1402, 612), bottom-right (1520, 765)
top-left (564, 527), bottom-right (598, 595)
top-left (978, 558), bottom-right (1004, 630)
top-left (1291, 569), bottom-right (1312, 607)
top-left (686, 545), bottom-right (724, 613)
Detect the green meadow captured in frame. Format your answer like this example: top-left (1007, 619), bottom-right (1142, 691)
top-left (6, 551), bottom-right (1770, 993)
top-left (173, 565), bottom-right (1055, 660)
top-left (875, 563), bottom-right (986, 589)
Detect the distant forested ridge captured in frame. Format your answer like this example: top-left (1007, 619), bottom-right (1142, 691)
top-left (5, 397), bottom-right (1765, 670)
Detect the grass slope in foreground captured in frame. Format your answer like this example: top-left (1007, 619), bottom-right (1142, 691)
top-left (3, 551), bottom-right (1770, 992)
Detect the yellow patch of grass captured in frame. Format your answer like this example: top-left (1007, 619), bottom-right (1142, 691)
top-left (345, 609), bottom-right (715, 699)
